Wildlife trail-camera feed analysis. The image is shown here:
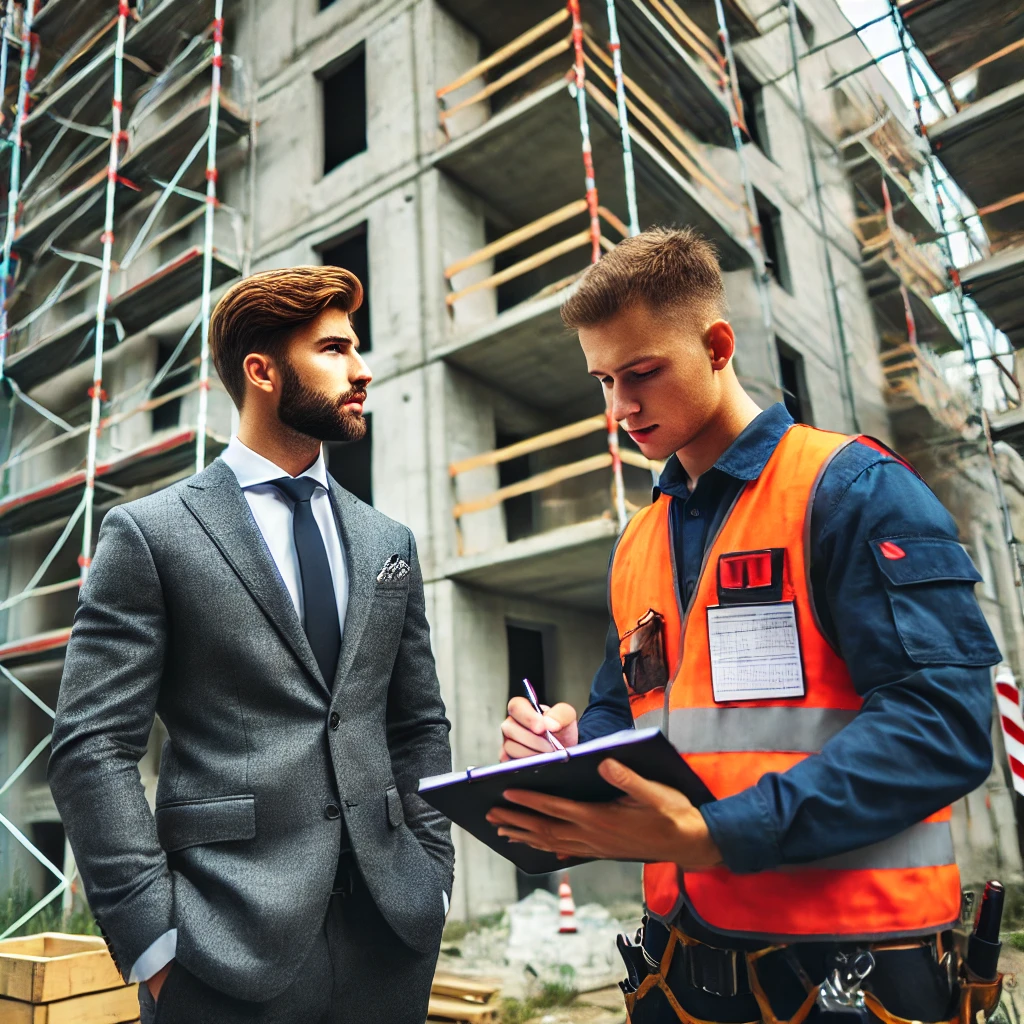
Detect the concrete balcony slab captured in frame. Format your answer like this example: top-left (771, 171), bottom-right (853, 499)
top-left (0, 428), bottom-right (226, 536)
top-left (900, 0), bottom-right (1024, 84)
top-left (436, 0), bottom-right (752, 144)
top-left (438, 286), bottom-right (602, 416)
top-left (16, 94), bottom-right (249, 258)
top-left (0, 627), bottom-right (71, 669)
top-left (961, 244), bottom-right (1024, 349)
top-left (438, 0), bottom-right (760, 54)
top-left (862, 250), bottom-right (958, 353)
top-left (15, 0), bottom-right (219, 175)
top-left (5, 246), bottom-right (239, 392)
top-left (841, 127), bottom-right (937, 242)
top-left (433, 79), bottom-right (749, 270)
top-left (446, 516), bottom-right (618, 612)
top-left (929, 80), bottom-right (1024, 245)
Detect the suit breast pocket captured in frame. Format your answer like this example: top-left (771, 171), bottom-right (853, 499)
top-left (155, 794), bottom-right (256, 853)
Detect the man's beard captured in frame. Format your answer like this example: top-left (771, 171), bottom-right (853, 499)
top-left (276, 357), bottom-right (367, 444)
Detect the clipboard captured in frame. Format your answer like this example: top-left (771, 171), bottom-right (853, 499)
top-left (418, 727), bottom-right (715, 874)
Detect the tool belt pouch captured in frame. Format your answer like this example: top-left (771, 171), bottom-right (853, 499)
top-left (958, 969), bottom-right (1003, 1024)
top-left (621, 610), bottom-right (669, 697)
top-left (623, 927), bottom-right (754, 1024)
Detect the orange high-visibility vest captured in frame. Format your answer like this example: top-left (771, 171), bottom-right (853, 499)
top-left (609, 424), bottom-right (960, 942)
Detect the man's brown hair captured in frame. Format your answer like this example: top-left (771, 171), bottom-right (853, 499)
top-left (560, 226), bottom-right (726, 329)
top-left (210, 265), bottom-right (363, 406)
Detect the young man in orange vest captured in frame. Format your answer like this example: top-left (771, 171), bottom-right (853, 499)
top-left (489, 228), bottom-right (1002, 1024)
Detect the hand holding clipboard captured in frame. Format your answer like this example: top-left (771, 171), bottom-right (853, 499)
top-left (419, 728), bottom-right (716, 874)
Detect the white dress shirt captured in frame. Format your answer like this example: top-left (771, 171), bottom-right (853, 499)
top-left (222, 435), bottom-right (349, 632)
top-left (130, 438), bottom-right (447, 984)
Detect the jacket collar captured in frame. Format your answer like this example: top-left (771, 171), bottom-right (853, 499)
top-left (220, 435), bottom-right (330, 492)
top-left (181, 457), bottom-right (385, 700)
top-left (657, 403), bottom-right (794, 499)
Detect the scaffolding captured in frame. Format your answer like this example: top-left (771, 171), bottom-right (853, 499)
top-left (436, 0), bottom-right (765, 552)
top-left (0, 0), bottom-right (250, 932)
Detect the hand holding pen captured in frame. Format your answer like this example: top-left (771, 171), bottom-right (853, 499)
top-left (499, 680), bottom-right (580, 761)
top-left (522, 679), bottom-right (565, 751)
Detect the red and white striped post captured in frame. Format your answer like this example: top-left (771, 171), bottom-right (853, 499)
top-left (995, 665), bottom-right (1024, 797)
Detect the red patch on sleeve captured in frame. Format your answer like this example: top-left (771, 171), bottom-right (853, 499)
top-left (878, 541), bottom-right (906, 560)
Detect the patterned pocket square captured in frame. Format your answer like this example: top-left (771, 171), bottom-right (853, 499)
top-left (377, 554), bottom-right (411, 583)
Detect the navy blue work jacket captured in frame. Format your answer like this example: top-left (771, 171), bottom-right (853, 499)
top-left (578, 403), bottom-right (1000, 877)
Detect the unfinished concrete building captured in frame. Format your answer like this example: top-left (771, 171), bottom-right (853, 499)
top-left (1, 0), bottom-right (1023, 927)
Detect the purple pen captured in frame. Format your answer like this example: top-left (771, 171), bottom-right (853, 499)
top-left (522, 678), bottom-right (565, 752)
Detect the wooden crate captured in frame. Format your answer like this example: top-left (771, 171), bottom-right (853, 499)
top-left (0, 933), bottom-right (138, 1024)
top-left (0, 985), bottom-right (140, 1024)
top-left (428, 973), bottom-right (502, 1023)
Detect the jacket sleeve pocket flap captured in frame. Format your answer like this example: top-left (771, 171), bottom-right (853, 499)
top-left (156, 795), bottom-right (256, 853)
top-left (871, 537), bottom-right (982, 587)
top-left (385, 786), bottom-right (405, 828)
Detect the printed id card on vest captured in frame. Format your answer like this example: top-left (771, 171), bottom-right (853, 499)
top-left (707, 602), bottom-right (806, 702)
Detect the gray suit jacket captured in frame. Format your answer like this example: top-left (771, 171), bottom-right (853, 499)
top-left (48, 458), bottom-right (454, 1001)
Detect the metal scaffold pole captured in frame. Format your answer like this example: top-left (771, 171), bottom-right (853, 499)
top-left (568, 0), bottom-right (627, 530)
top-left (0, 0), bottom-right (37, 381)
top-left (604, 0), bottom-right (639, 237)
top-left (711, 0), bottom-right (777, 379)
top-left (79, 1), bottom-right (130, 584)
top-left (784, 0), bottom-right (859, 431)
top-left (194, 0), bottom-right (225, 474)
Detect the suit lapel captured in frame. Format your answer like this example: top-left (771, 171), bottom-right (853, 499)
top-left (329, 479), bottom-right (385, 694)
top-left (181, 459), bottom-right (329, 696)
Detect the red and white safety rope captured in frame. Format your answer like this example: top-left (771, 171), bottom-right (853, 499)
top-left (711, 0), bottom-right (775, 381)
top-left (0, 0), bottom-right (38, 380)
top-left (194, 0), bottom-right (225, 474)
top-left (568, 0), bottom-right (627, 530)
top-left (604, 0), bottom-right (639, 237)
top-left (568, 0), bottom-right (601, 265)
top-left (79, 1), bottom-right (130, 584)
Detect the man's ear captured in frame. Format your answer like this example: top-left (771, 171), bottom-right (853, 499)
top-left (705, 320), bottom-right (736, 371)
top-left (242, 352), bottom-right (276, 396)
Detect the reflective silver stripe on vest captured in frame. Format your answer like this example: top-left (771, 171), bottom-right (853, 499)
top-left (781, 820), bottom-right (955, 872)
top-left (635, 709), bottom-right (664, 733)
top-left (666, 706), bottom-right (857, 754)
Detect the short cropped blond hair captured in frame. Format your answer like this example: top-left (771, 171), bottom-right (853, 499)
top-left (560, 227), bottom-right (726, 328)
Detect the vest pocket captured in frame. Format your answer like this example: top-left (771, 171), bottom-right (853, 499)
top-left (620, 609), bottom-right (669, 695)
top-left (872, 536), bottom-right (1001, 666)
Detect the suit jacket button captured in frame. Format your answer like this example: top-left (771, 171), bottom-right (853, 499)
top-left (325, 803), bottom-right (341, 820)
top-left (329, 711), bottom-right (340, 730)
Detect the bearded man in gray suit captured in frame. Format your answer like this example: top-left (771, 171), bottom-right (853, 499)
top-left (48, 266), bottom-right (454, 1024)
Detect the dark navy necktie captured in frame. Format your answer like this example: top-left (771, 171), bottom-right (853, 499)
top-left (267, 476), bottom-right (341, 684)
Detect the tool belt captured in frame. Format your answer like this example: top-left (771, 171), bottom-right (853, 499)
top-left (621, 924), bottom-right (1003, 1024)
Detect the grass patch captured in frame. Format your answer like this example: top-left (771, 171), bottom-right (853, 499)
top-left (1007, 931), bottom-right (1024, 953)
top-left (499, 971), bottom-right (578, 1024)
top-left (0, 871), bottom-right (100, 938)
top-left (442, 909), bottom-right (506, 943)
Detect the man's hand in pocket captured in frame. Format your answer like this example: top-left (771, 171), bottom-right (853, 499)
top-left (147, 962), bottom-right (173, 1002)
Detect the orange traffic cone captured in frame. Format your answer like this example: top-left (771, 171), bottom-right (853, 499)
top-left (558, 876), bottom-right (578, 934)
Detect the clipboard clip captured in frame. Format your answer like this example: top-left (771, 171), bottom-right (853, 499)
top-left (466, 747), bottom-right (571, 782)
